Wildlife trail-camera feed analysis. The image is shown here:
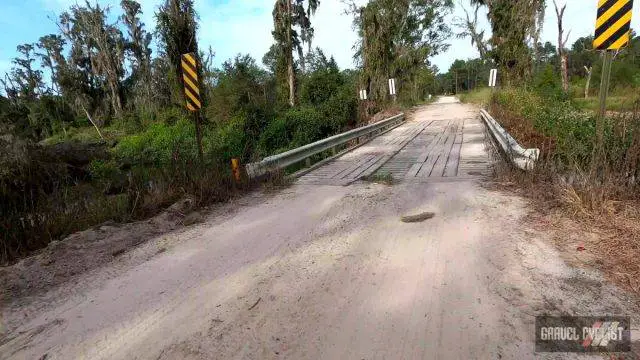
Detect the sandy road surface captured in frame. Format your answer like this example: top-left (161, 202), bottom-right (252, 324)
top-left (2, 98), bottom-right (639, 359)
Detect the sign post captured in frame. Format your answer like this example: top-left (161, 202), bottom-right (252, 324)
top-left (591, 0), bottom-right (634, 172)
top-left (488, 68), bottom-right (497, 89)
top-left (181, 52), bottom-right (204, 162)
top-left (388, 78), bottom-right (397, 102)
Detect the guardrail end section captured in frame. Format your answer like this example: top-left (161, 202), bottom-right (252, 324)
top-left (480, 109), bottom-right (539, 171)
top-left (523, 148), bottom-right (540, 161)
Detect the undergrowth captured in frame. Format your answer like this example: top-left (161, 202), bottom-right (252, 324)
top-left (488, 86), bottom-right (640, 294)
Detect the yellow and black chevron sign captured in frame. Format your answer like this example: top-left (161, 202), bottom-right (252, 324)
top-left (594, 0), bottom-right (634, 50)
top-left (181, 52), bottom-right (202, 111)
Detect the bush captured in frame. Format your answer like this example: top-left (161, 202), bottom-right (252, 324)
top-left (492, 88), bottom-right (638, 171)
top-left (255, 117), bottom-right (292, 157)
top-left (320, 82), bottom-right (358, 131)
top-left (300, 67), bottom-right (344, 106)
top-left (89, 159), bottom-right (125, 194)
top-left (114, 119), bottom-right (200, 168)
top-left (492, 88), bottom-right (594, 167)
top-left (256, 106), bottom-right (334, 158)
top-left (208, 115), bottom-right (247, 162)
top-left (156, 106), bottom-right (189, 126)
top-left (533, 65), bottom-right (568, 101)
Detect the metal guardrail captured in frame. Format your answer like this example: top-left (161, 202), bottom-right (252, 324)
top-left (480, 109), bottom-right (539, 170)
top-left (246, 113), bottom-right (405, 178)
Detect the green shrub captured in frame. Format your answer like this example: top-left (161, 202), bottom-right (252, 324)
top-left (492, 88), bottom-right (637, 170)
top-left (256, 106), bottom-right (332, 157)
top-left (255, 117), bottom-right (292, 157)
top-left (89, 159), bottom-right (125, 193)
top-left (320, 83), bottom-right (358, 130)
top-left (300, 67), bottom-right (344, 106)
top-left (112, 111), bottom-right (143, 134)
top-left (156, 107), bottom-right (189, 126)
top-left (493, 88), bottom-right (595, 167)
top-left (533, 65), bottom-right (568, 101)
top-left (114, 119), bottom-right (199, 168)
top-left (208, 115), bottom-right (247, 162)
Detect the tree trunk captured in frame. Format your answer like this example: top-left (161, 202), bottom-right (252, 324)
top-left (108, 78), bottom-right (123, 118)
top-left (287, 58), bottom-right (295, 107)
top-left (454, 71), bottom-right (458, 94)
top-left (554, 1), bottom-right (570, 92)
top-left (560, 54), bottom-right (569, 92)
top-left (584, 66), bottom-right (593, 98)
top-left (286, 0), bottom-right (295, 107)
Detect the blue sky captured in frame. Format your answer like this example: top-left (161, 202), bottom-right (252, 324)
top-left (1, 0), bottom-right (639, 78)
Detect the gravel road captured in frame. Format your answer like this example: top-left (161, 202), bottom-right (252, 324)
top-left (2, 98), bottom-right (638, 360)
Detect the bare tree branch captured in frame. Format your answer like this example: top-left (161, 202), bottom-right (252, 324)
top-left (553, 0), bottom-right (570, 92)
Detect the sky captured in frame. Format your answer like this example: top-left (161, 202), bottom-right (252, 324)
top-left (0, 0), bottom-right (639, 79)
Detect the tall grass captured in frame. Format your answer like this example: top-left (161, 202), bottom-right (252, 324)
top-left (490, 87), bottom-right (640, 211)
top-left (458, 88), bottom-right (493, 107)
top-left (489, 88), bottom-right (640, 294)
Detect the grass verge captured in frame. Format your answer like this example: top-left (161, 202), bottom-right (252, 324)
top-left (486, 87), bottom-right (640, 295)
top-left (458, 88), bottom-right (492, 107)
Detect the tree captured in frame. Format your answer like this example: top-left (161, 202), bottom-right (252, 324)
top-left (36, 35), bottom-right (66, 94)
top-left (58, 3), bottom-right (126, 120)
top-left (553, 0), bottom-right (570, 92)
top-left (471, 0), bottom-right (546, 83)
top-left (536, 41), bottom-right (557, 66)
top-left (156, 0), bottom-right (203, 160)
top-left (1, 44), bottom-right (44, 101)
top-left (77, 3), bottom-right (125, 117)
top-left (348, 0), bottom-right (453, 104)
top-left (271, 0), bottom-right (320, 107)
top-left (583, 65), bottom-right (593, 98)
top-left (121, 0), bottom-right (153, 110)
top-left (300, 49), bottom-right (343, 106)
top-left (454, 1), bottom-right (488, 59)
top-left (207, 54), bottom-right (269, 124)
top-left (156, 0), bottom-right (199, 102)
top-left (529, 0), bottom-right (545, 73)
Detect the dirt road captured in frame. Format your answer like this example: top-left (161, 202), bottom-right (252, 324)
top-left (2, 98), bottom-right (638, 359)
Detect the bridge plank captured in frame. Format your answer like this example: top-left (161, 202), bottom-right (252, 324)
top-left (430, 128), bottom-right (459, 177)
top-left (443, 134), bottom-right (463, 177)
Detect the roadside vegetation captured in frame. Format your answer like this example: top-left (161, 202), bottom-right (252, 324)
top-left (0, 0), bottom-right (453, 264)
top-left (451, 0), bottom-right (640, 294)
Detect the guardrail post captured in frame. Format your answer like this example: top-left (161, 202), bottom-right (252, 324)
top-left (331, 147), bottom-right (337, 156)
top-left (305, 157), bottom-right (312, 167)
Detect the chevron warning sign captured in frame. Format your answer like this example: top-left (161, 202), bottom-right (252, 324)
top-left (594, 0), bottom-right (634, 50)
top-left (181, 52), bottom-right (202, 111)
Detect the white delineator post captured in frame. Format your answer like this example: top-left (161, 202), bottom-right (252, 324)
top-left (388, 78), bottom-right (397, 102)
top-left (488, 69), bottom-right (497, 88)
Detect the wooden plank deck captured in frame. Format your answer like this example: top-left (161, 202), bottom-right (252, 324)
top-left (297, 103), bottom-right (491, 186)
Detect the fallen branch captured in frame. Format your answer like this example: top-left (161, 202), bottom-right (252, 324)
top-left (248, 297), bottom-right (262, 310)
top-left (79, 103), bottom-right (105, 140)
top-left (401, 212), bottom-right (436, 223)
